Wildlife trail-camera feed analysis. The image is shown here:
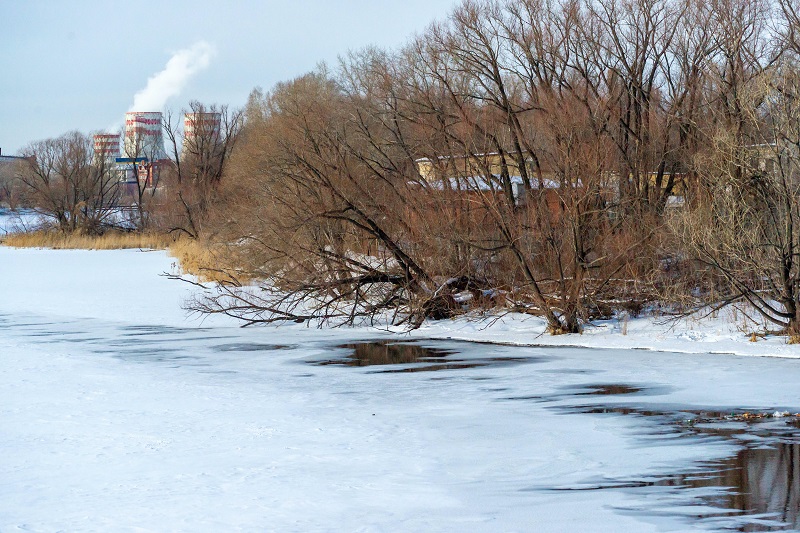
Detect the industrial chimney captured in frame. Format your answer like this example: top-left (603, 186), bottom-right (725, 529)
top-left (183, 111), bottom-right (221, 153)
top-left (124, 111), bottom-right (167, 160)
top-left (93, 133), bottom-right (121, 164)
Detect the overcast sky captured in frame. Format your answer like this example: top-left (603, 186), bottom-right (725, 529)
top-left (0, 0), bottom-right (457, 155)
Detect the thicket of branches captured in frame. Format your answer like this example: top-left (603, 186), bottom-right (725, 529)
top-left (16, 131), bottom-right (121, 235)
top-left (184, 0), bottom-right (800, 334)
top-left (161, 102), bottom-right (243, 238)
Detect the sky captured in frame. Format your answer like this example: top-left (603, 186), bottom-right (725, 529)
top-left (0, 0), bottom-right (458, 155)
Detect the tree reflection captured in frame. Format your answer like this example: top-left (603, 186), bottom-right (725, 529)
top-left (665, 443), bottom-right (799, 531)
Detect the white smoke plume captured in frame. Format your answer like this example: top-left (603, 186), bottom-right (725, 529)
top-left (128, 41), bottom-right (216, 112)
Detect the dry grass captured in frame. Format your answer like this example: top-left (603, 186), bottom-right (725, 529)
top-left (1, 229), bottom-right (239, 283)
top-left (0, 231), bottom-right (241, 281)
top-left (167, 238), bottom-right (239, 283)
top-left (1, 230), bottom-right (174, 250)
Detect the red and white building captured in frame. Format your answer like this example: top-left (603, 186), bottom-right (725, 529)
top-left (124, 111), bottom-right (167, 160)
top-left (183, 112), bottom-right (221, 152)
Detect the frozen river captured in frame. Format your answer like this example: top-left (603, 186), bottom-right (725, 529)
top-left (1, 247), bottom-right (799, 532)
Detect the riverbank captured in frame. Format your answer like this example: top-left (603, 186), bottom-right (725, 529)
top-left (0, 245), bottom-right (796, 359)
top-left (405, 309), bottom-right (800, 359)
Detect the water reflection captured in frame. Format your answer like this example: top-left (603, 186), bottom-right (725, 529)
top-left (669, 443), bottom-right (800, 531)
top-left (331, 341), bottom-right (455, 366)
top-left (559, 403), bottom-right (800, 530)
top-left (550, 443), bottom-right (799, 531)
top-left (575, 384), bottom-right (643, 396)
top-left (213, 343), bottom-right (296, 352)
top-left (314, 341), bottom-right (537, 373)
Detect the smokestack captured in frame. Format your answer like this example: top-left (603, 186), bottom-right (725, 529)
top-left (124, 111), bottom-right (166, 160)
top-left (183, 111), bottom-right (221, 152)
top-left (93, 134), bottom-right (121, 163)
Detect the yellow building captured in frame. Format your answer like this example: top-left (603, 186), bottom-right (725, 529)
top-left (415, 152), bottom-right (531, 182)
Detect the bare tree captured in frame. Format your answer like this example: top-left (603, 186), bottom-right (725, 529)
top-left (184, 0), bottom-right (800, 336)
top-left (671, 6), bottom-right (800, 334)
top-left (395, 0), bottom-right (660, 332)
top-left (17, 131), bottom-right (120, 234)
top-left (0, 158), bottom-right (25, 209)
top-left (191, 72), bottom-right (441, 326)
top-left (161, 101), bottom-right (243, 237)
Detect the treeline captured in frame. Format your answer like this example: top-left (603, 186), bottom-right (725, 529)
top-left (11, 0), bottom-right (800, 335)
top-left (3, 102), bottom-right (241, 238)
top-left (192, 0), bottom-right (800, 335)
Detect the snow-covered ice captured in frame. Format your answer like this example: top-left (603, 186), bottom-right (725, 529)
top-left (0, 208), bottom-right (41, 235)
top-left (1, 246), bottom-right (799, 532)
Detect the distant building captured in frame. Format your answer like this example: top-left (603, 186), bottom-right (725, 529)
top-left (93, 134), bottom-right (121, 165)
top-left (0, 148), bottom-right (32, 176)
top-left (415, 152), bottom-right (532, 183)
top-left (183, 112), bottom-right (221, 153)
top-left (124, 111), bottom-right (167, 160)
top-left (0, 147), bottom-right (30, 163)
top-left (415, 152), bottom-right (563, 206)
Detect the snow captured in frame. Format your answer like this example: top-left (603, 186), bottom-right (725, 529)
top-left (0, 247), bottom-right (218, 327)
top-left (0, 208), bottom-right (41, 235)
top-left (405, 308), bottom-right (800, 358)
top-left (1, 244), bottom-right (799, 532)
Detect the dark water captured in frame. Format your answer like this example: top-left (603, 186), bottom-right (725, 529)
top-left (312, 340), bottom-right (537, 373)
top-left (213, 343), bottom-right (296, 352)
top-left (574, 383), bottom-right (644, 395)
top-left (504, 382), bottom-right (649, 402)
top-left (558, 401), bottom-right (800, 531)
top-left (669, 443), bottom-right (800, 531)
top-left (119, 325), bottom-right (212, 336)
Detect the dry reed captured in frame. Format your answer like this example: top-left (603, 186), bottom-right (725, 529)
top-left (2, 230), bottom-right (241, 284)
top-left (167, 238), bottom-right (237, 283)
top-left (1, 230), bottom-right (174, 250)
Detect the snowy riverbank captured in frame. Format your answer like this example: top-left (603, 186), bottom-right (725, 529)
top-left (0, 246), bottom-right (796, 358)
top-left (1, 246), bottom-right (799, 532)
top-left (407, 309), bottom-right (800, 359)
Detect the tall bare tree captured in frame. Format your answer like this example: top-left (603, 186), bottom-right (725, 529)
top-left (162, 102), bottom-right (243, 237)
top-left (17, 131), bottom-right (120, 234)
